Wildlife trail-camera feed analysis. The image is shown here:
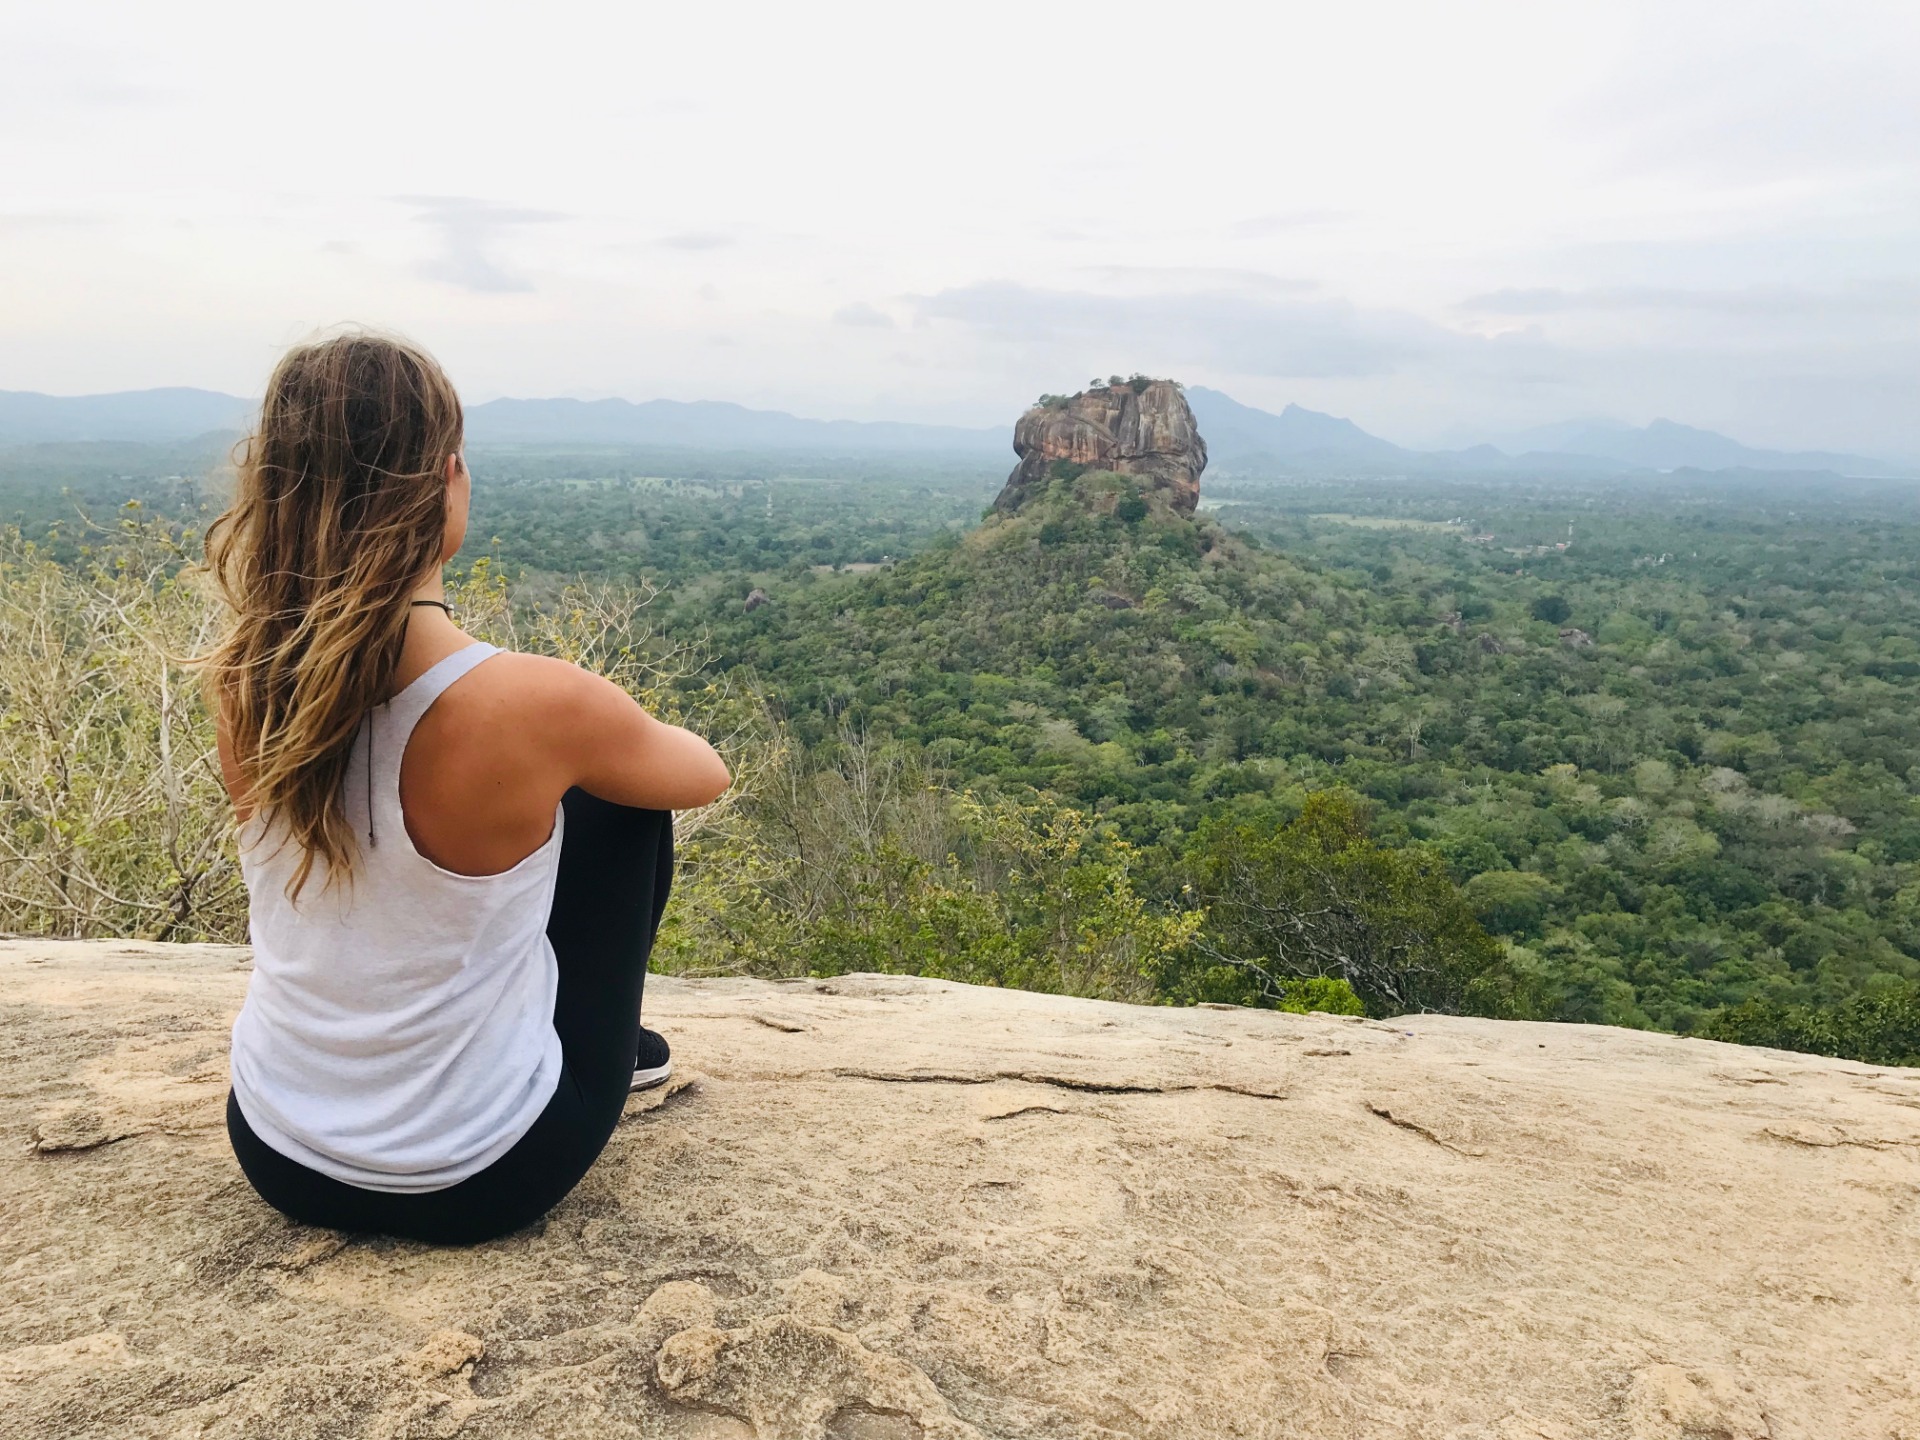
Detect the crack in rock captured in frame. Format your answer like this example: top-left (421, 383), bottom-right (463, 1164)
top-left (751, 1015), bottom-right (808, 1033)
top-left (1365, 1103), bottom-right (1485, 1157)
top-left (1761, 1125), bottom-right (1920, 1151)
top-left (259, 1235), bottom-right (347, 1272)
top-left (623, 1069), bottom-right (702, 1119)
top-left (830, 1068), bottom-right (1286, 1100)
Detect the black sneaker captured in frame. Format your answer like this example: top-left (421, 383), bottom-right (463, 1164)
top-left (631, 1025), bottom-right (673, 1092)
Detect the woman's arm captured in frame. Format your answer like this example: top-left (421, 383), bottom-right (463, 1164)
top-left (532, 658), bottom-right (732, 811)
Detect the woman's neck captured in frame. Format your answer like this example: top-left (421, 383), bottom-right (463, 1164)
top-left (391, 571), bottom-right (469, 693)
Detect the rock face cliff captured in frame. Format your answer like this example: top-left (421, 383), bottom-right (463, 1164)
top-left (4, 939), bottom-right (1919, 1439)
top-left (994, 380), bottom-right (1207, 516)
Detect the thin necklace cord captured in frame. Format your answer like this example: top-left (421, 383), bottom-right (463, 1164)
top-left (363, 710), bottom-right (375, 847)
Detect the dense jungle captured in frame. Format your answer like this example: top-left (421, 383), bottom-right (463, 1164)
top-left (2, 434), bottom-right (1916, 1064)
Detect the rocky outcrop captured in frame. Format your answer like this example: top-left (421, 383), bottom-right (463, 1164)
top-left (4, 939), bottom-right (1920, 1438)
top-left (994, 380), bottom-right (1207, 516)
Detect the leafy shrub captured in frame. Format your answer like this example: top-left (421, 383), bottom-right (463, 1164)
top-left (1702, 984), bottom-right (1920, 1066)
top-left (0, 521), bottom-right (747, 944)
top-left (667, 723), bottom-right (1202, 1003)
top-left (1161, 958), bottom-right (1366, 1014)
top-left (0, 517), bottom-right (241, 940)
top-left (1183, 789), bottom-right (1539, 1017)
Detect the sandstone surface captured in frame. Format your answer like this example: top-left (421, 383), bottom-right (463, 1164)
top-left (994, 382), bottom-right (1207, 517)
top-left (3, 939), bottom-right (1918, 1438)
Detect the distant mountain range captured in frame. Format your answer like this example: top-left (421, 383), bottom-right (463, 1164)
top-left (464, 397), bottom-right (1003, 453)
top-left (1478, 417), bottom-right (1894, 477)
top-left (0, 388), bottom-right (1005, 456)
top-left (0, 385), bottom-right (1903, 479)
top-left (1183, 387), bottom-right (1903, 479)
top-left (1183, 388), bottom-right (1410, 466)
top-left (0, 388), bottom-right (255, 445)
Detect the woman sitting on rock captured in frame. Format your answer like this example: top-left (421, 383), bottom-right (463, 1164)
top-left (202, 330), bottom-right (730, 1244)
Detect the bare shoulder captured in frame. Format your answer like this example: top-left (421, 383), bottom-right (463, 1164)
top-left (451, 648), bottom-right (730, 810)
top-left (471, 649), bottom-right (594, 698)
top-left (457, 650), bottom-right (643, 731)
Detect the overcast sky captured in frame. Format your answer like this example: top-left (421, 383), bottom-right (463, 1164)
top-left (5, 0), bottom-right (1917, 457)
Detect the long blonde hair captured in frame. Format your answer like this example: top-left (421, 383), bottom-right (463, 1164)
top-left (200, 330), bottom-right (464, 898)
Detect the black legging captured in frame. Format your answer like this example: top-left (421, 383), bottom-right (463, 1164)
top-left (226, 790), bottom-right (673, 1245)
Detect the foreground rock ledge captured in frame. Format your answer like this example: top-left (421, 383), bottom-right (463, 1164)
top-left (2, 942), bottom-right (1917, 1439)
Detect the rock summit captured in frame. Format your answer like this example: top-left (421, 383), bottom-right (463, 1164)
top-left (994, 379), bottom-right (1207, 517)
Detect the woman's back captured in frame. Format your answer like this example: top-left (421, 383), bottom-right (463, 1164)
top-left (229, 641), bottom-right (567, 1192)
top-left (206, 328), bottom-right (729, 1241)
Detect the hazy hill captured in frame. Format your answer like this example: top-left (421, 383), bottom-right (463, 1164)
top-left (0, 388), bottom-right (254, 444)
top-left (1184, 387), bottom-right (1408, 467)
top-left (1492, 416), bottom-right (1899, 477)
top-left (465, 397), bottom-right (1005, 455)
top-left (1183, 389), bottom-right (1903, 479)
top-left (0, 388), bottom-right (1006, 457)
top-left (2, 384), bottom-right (1901, 478)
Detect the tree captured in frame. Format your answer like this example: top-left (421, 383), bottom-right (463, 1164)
top-left (677, 721), bottom-right (1203, 1002)
top-left (0, 517), bottom-right (242, 941)
top-left (1185, 790), bottom-right (1535, 1017)
top-left (1462, 869), bottom-right (1557, 937)
top-left (1530, 594), bottom-right (1572, 625)
top-left (1703, 983), bottom-right (1920, 1066)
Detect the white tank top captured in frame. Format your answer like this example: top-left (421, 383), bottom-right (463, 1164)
top-left (228, 642), bottom-right (566, 1193)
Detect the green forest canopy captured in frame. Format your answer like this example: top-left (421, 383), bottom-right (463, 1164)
top-left (670, 461), bottom-right (1920, 1059)
top-left (3, 442), bottom-right (1918, 1064)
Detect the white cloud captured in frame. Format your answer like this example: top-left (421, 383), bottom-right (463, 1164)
top-left (397, 197), bottom-right (566, 295)
top-left (1458, 282), bottom-right (1920, 321)
top-left (915, 281), bottom-right (1450, 380)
